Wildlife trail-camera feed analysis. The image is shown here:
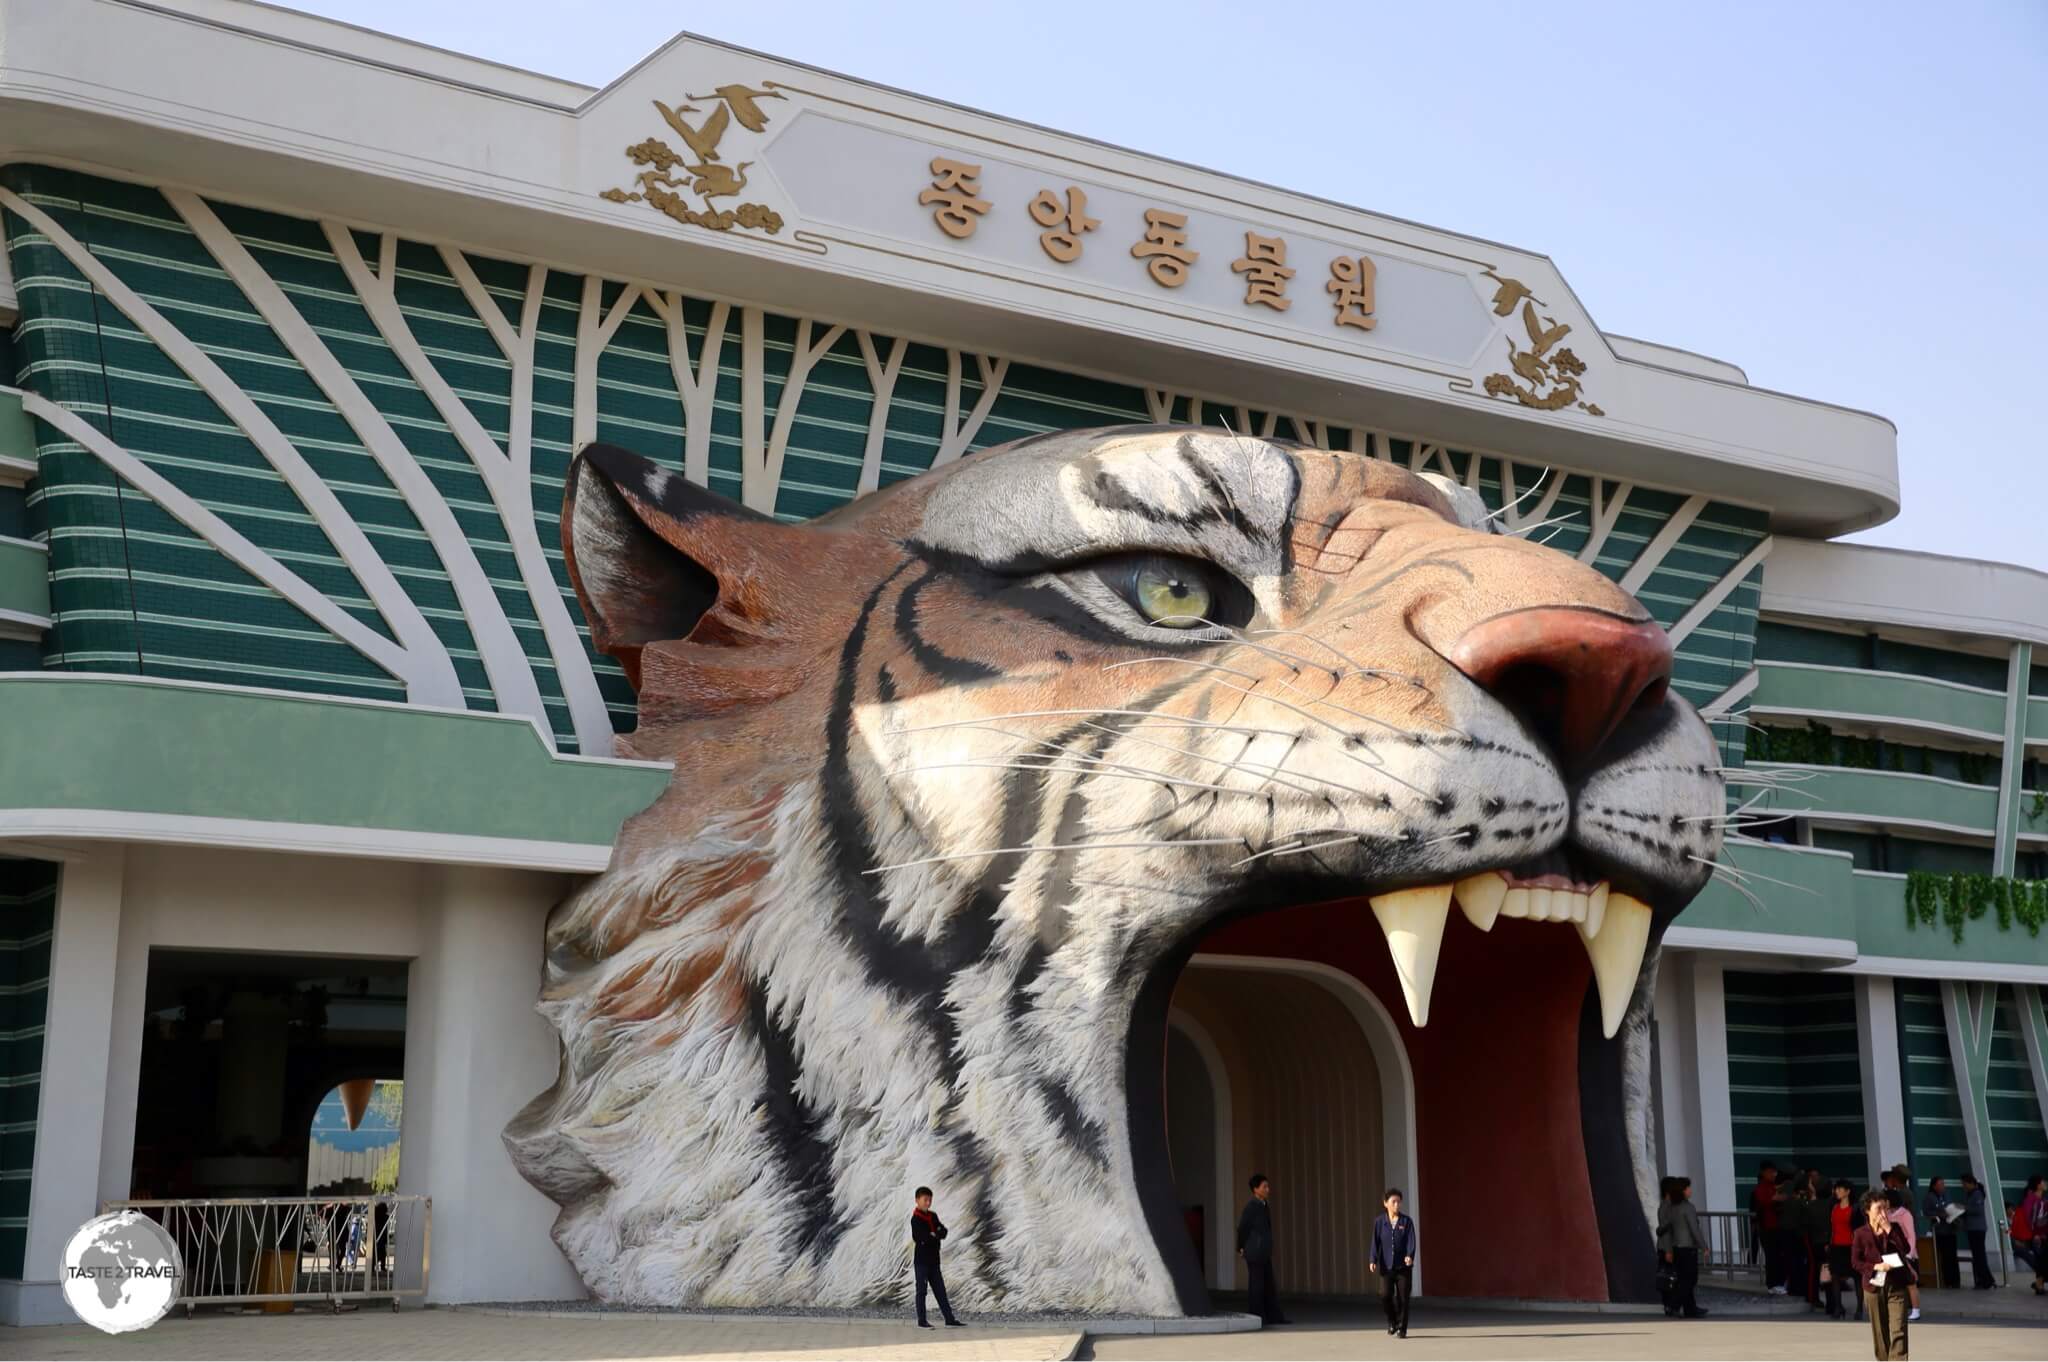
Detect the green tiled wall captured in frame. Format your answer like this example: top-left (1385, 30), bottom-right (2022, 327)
top-left (1726, 971), bottom-right (1869, 1203)
top-left (1898, 980), bottom-right (1975, 1189)
top-left (1988, 986), bottom-right (2048, 1212)
top-left (0, 858), bottom-right (56, 1280)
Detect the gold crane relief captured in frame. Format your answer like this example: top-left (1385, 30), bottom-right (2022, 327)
top-left (1478, 271), bottom-right (1604, 417)
top-left (599, 83), bottom-right (788, 236)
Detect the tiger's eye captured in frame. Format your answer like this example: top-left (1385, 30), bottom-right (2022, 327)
top-left (1134, 562), bottom-right (1211, 628)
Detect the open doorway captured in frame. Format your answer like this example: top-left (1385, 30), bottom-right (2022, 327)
top-left (1164, 954), bottom-right (1417, 1297)
top-left (127, 949), bottom-right (407, 1200)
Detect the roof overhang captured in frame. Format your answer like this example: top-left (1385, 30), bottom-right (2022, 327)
top-left (1764, 538), bottom-right (2048, 651)
top-left (0, 0), bottom-right (1899, 535)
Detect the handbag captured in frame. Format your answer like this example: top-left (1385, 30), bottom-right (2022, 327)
top-left (1653, 1260), bottom-right (1678, 1293)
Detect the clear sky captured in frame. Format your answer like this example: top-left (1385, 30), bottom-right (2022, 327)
top-left (287, 0), bottom-right (2048, 571)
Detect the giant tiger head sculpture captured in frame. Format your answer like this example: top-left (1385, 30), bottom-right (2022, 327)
top-left (507, 426), bottom-right (1723, 1313)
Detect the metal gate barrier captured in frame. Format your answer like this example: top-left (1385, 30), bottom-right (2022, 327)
top-left (101, 1195), bottom-right (430, 1313)
top-left (1697, 1210), bottom-right (1760, 1281)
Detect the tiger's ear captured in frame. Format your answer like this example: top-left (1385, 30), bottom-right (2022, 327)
top-left (561, 444), bottom-right (790, 690)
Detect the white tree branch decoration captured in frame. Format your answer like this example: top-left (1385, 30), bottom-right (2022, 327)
top-left (1617, 494), bottom-right (1707, 594)
top-left (748, 315), bottom-right (847, 515)
top-left (932, 351), bottom-right (1009, 467)
top-left (854, 330), bottom-right (909, 495)
top-left (1666, 538), bottom-right (1771, 647)
top-left (1577, 479), bottom-right (1634, 566)
top-left (573, 275), bottom-right (644, 451)
top-left (26, 393), bottom-right (418, 685)
top-left (1496, 460), bottom-right (1567, 532)
top-left (329, 226), bottom-right (615, 754)
top-left (1143, 388), bottom-right (1185, 424)
top-left (0, 186), bottom-right (461, 706)
top-left (168, 190), bottom-right (551, 728)
top-left (643, 291), bottom-right (730, 488)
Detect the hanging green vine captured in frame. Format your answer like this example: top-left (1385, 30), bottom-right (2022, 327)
top-left (1905, 870), bottom-right (2048, 943)
top-left (1746, 721), bottom-right (1998, 786)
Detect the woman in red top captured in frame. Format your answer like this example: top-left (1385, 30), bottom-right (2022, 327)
top-left (1826, 1179), bottom-right (1857, 1320)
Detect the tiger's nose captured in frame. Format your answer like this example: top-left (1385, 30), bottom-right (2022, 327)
top-left (1447, 606), bottom-right (1673, 772)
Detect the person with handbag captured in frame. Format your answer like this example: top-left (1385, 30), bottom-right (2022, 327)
top-left (1656, 1176), bottom-right (1708, 1319)
top-left (1883, 1188), bottom-right (1921, 1321)
top-left (1853, 1193), bottom-right (1916, 1359)
top-left (1960, 1174), bottom-right (1996, 1289)
top-left (1922, 1176), bottom-right (1960, 1289)
top-left (1752, 1162), bottom-right (1787, 1293)
top-left (2014, 1174), bottom-right (2044, 1294)
top-left (1825, 1179), bottom-right (1857, 1320)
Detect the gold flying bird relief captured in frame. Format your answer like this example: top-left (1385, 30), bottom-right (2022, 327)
top-left (688, 162), bottom-right (752, 199)
top-left (601, 81), bottom-right (786, 236)
top-left (1481, 269), bottom-right (1544, 317)
top-left (656, 99), bottom-right (730, 163)
top-left (1478, 273), bottom-right (1605, 417)
top-left (1522, 301), bottom-right (1571, 357)
top-left (687, 84), bottom-right (787, 133)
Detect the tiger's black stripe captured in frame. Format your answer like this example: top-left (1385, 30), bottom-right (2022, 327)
top-left (895, 564), bottom-right (1003, 684)
top-left (746, 982), bottom-right (847, 1258)
top-left (823, 565), bottom-right (1026, 1293)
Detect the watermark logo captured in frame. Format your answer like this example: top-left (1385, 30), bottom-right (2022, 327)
top-left (61, 1211), bottom-right (182, 1334)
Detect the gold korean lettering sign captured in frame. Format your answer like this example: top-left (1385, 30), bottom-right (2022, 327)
top-left (1231, 232), bottom-right (1294, 310)
top-left (1130, 209), bottom-right (1199, 287)
top-left (1028, 187), bottom-right (1101, 262)
top-left (920, 159), bottom-right (994, 239)
top-left (1327, 255), bottom-right (1377, 330)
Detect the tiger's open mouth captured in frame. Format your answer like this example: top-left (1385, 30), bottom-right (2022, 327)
top-left (1120, 778), bottom-right (1704, 1309)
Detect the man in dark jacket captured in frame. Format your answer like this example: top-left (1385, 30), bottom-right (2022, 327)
top-left (1236, 1173), bottom-right (1289, 1325)
top-left (910, 1186), bottom-right (964, 1328)
top-left (1923, 1175), bottom-right (1961, 1289)
top-left (1960, 1174), bottom-right (1996, 1289)
top-left (1368, 1187), bottom-right (1417, 1338)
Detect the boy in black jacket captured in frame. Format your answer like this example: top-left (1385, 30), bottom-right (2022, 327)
top-left (911, 1186), bottom-right (964, 1328)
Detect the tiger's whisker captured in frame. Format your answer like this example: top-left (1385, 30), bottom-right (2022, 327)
top-left (864, 836), bottom-right (1246, 876)
top-left (1685, 852), bottom-right (1818, 896)
top-left (993, 729), bottom-right (1331, 803)
top-left (887, 760), bottom-right (1300, 803)
top-left (1489, 466), bottom-right (1554, 524)
top-left (895, 708), bottom-right (1277, 738)
top-left (1505, 512), bottom-right (1577, 539)
top-left (1245, 628), bottom-right (1422, 688)
top-left (1064, 722), bottom-right (1331, 801)
top-left (1708, 866), bottom-right (1770, 914)
top-left (1231, 832), bottom-right (1362, 867)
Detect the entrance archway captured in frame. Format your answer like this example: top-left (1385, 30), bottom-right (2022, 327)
top-left (1166, 954), bottom-right (1420, 1296)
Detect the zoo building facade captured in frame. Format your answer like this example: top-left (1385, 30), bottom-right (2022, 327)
top-left (3, 0), bottom-right (2047, 1325)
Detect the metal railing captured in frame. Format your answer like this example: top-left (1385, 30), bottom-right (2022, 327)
top-left (1690, 1209), bottom-right (2038, 1291)
top-left (101, 1195), bottom-right (430, 1314)
top-left (1697, 1210), bottom-right (1760, 1280)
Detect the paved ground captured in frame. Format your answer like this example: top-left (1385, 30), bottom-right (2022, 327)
top-left (0, 1310), bottom-right (1082, 1361)
top-left (1086, 1291), bottom-right (2048, 1360)
top-left (6, 1285), bottom-right (2044, 1360)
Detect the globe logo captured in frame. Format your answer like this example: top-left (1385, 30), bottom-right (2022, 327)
top-left (61, 1211), bottom-right (183, 1334)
